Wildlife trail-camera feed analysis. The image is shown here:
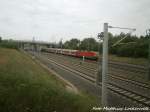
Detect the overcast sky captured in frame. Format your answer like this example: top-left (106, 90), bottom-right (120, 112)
top-left (0, 0), bottom-right (149, 42)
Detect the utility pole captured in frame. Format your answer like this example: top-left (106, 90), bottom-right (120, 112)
top-left (146, 29), bottom-right (150, 80)
top-left (61, 38), bottom-right (63, 49)
top-left (102, 23), bottom-right (109, 107)
top-left (32, 37), bottom-right (36, 55)
top-left (88, 39), bottom-right (90, 51)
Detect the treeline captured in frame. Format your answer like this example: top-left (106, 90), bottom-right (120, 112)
top-left (58, 33), bottom-right (149, 58)
top-left (0, 37), bottom-right (18, 49)
top-left (62, 38), bottom-right (99, 51)
top-left (111, 43), bottom-right (148, 58)
top-left (0, 33), bottom-right (149, 58)
top-left (108, 33), bottom-right (149, 58)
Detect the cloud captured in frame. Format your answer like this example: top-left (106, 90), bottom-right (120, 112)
top-left (0, 0), bottom-right (150, 41)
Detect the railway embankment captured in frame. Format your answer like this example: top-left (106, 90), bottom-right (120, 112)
top-left (0, 48), bottom-right (99, 112)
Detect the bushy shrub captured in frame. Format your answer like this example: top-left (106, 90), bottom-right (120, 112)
top-left (0, 40), bottom-right (18, 49)
top-left (115, 42), bottom-right (148, 58)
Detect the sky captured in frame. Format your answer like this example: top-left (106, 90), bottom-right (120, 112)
top-left (0, 0), bottom-right (150, 42)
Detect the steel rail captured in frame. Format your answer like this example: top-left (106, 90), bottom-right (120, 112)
top-left (43, 53), bottom-right (150, 89)
top-left (36, 53), bottom-right (150, 107)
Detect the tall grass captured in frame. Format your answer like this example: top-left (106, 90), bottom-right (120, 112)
top-left (0, 48), bottom-right (99, 112)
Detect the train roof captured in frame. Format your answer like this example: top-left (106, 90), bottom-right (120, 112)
top-left (44, 48), bottom-right (78, 52)
top-left (62, 49), bottom-right (78, 52)
top-left (44, 48), bottom-right (98, 53)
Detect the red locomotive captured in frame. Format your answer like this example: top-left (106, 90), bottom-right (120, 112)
top-left (41, 48), bottom-right (98, 60)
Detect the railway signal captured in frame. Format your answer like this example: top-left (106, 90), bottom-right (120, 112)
top-left (97, 32), bottom-right (104, 40)
top-left (96, 33), bottom-right (103, 85)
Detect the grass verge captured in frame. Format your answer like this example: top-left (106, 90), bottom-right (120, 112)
top-left (98, 54), bottom-right (147, 66)
top-left (108, 54), bottom-right (148, 66)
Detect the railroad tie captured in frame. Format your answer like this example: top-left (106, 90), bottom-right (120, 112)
top-left (120, 90), bottom-right (127, 94)
top-left (145, 100), bottom-right (150, 104)
top-left (133, 96), bottom-right (141, 100)
top-left (115, 88), bottom-right (122, 92)
top-left (124, 92), bottom-right (132, 96)
top-left (139, 98), bottom-right (146, 102)
top-left (129, 94), bottom-right (135, 97)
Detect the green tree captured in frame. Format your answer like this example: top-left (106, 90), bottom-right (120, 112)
top-left (63, 38), bottom-right (80, 50)
top-left (0, 37), bottom-right (2, 43)
top-left (80, 38), bottom-right (98, 51)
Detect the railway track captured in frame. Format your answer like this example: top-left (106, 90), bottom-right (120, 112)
top-left (43, 53), bottom-right (150, 91)
top-left (43, 52), bottom-right (149, 85)
top-left (43, 52), bottom-right (147, 74)
top-left (40, 53), bottom-right (150, 95)
top-left (33, 52), bottom-right (150, 107)
top-left (87, 58), bottom-right (147, 74)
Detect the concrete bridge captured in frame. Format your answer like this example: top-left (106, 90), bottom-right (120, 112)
top-left (13, 40), bottom-right (53, 52)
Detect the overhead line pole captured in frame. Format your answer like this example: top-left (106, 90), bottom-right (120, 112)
top-left (102, 23), bottom-right (109, 107)
top-left (100, 24), bottom-right (136, 108)
top-left (146, 29), bottom-right (150, 81)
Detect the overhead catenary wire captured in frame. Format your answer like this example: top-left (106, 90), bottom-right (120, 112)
top-left (109, 26), bottom-right (136, 47)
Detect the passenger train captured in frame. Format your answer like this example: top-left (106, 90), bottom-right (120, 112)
top-left (41, 48), bottom-right (98, 60)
